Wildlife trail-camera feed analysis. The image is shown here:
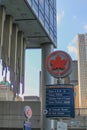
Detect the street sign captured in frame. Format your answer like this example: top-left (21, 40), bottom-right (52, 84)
top-left (24, 121), bottom-right (31, 130)
top-left (24, 106), bottom-right (32, 119)
top-left (46, 84), bottom-right (75, 118)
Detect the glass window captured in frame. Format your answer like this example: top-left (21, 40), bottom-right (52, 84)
top-left (39, 0), bottom-right (44, 11)
top-left (50, 7), bottom-right (54, 29)
top-left (50, 0), bottom-right (54, 6)
top-left (45, 16), bottom-right (49, 33)
top-left (33, 0), bottom-right (39, 15)
top-left (29, 0), bottom-right (57, 44)
top-left (39, 7), bottom-right (44, 25)
top-left (45, 0), bottom-right (49, 19)
top-left (54, 0), bottom-right (56, 9)
top-left (34, 0), bottom-right (38, 4)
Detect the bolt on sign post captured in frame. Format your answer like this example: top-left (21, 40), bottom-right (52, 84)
top-left (45, 50), bottom-right (75, 119)
top-left (24, 106), bottom-right (32, 130)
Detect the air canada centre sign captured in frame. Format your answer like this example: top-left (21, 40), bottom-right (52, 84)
top-left (46, 50), bottom-right (72, 78)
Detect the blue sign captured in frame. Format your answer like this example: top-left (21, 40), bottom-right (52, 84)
top-left (46, 84), bottom-right (75, 118)
top-left (24, 121), bottom-right (31, 130)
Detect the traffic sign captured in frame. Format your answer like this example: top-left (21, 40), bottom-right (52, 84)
top-left (24, 106), bottom-right (32, 119)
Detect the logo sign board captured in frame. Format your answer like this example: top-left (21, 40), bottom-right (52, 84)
top-left (46, 50), bottom-right (72, 78)
top-left (46, 84), bottom-right (75, 118)
top-left (24, 106), bottom-right (32, 119)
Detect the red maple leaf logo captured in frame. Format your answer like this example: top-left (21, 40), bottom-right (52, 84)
top-left (50, 55), bottom-right (67, 70)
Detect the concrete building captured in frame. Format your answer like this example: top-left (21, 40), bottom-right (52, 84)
top-left (69, 60), bottom-right (78, 86)
top-left (65, 60), bottom-right (80, 108)
top-left (0, 0), bottom-right (57, 130)
top-left (54, 60), bottom-right (80, 108)
top-left (64, 60), bottom-right (78, 85)
top-left (76, 34), bottom-right (87, 108)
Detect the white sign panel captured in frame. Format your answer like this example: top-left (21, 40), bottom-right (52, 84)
top-left (57, 121), bottom-right (67, 130)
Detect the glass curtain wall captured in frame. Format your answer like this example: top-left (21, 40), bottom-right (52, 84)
top-left (27, 0), bottom-right (57, 44)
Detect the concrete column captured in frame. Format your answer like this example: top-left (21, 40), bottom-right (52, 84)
top-left (10, 24), bottom-right (18, 96)
top-left (16, 31), bottom-right (24, 94)
top-left (0, 6), bottom-right (6, 58)
top-left (16, 31), bottom-right (24, 77)
top-left (1, 15), bottom-right (13, 66)
top-left (41, 43), bottom-right (54, 130)
top-left (21, 38), bottom-right (26, 78)
top-left (21, 39), bottom-right (26, 75)
top-left (10, 24), bottom-right (18, 72)
top-left (20, 38), bottom-right (26, 94)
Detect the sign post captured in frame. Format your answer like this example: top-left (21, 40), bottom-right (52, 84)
top-left (45, 50), bottom-right (75, 129)
top-left (24, 106), bottom-right (32, 130)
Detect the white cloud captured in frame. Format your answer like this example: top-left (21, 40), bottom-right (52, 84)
top-left (68, 45), bottom-right (76, 54)
top-left (84, 24), bottom-right (87, 31)
top-left (57, 10), bottom-right (64, 24)
top-left (67, 36), bottom-right (77, 59)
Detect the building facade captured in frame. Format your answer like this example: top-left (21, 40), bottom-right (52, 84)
top-left (63, 60), bottom-right (78, 85)
top-left (0, 0), bottom-right (57, 130)
top-left (27, 0), bottom-right (57, 45)
top-left (76, 34), bottom-right (87, 108)
top-left (69, 60), bottom-right (78, 86)
top-left (0, 0), bottom-right (57, 95)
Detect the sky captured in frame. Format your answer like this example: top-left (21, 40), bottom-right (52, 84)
top-left (24, 49), bottom-right (41, 96)
top-left (23, 0), bottom-right (87, 96)
top-left (57, 0), bottom-right (87, 60)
